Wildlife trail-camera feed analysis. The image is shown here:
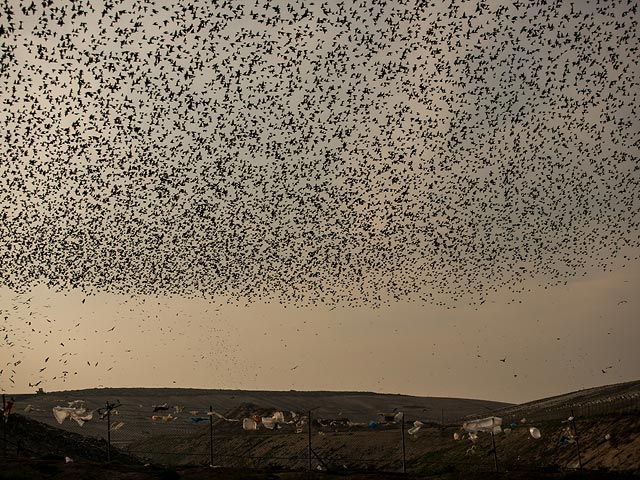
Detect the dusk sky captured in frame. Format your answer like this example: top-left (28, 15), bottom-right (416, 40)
top-left (1, 0), bottom-right (638, 404)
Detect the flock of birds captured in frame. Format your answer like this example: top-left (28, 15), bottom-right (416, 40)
top-left (0, 0), bottom-right (638, 390)
top-left (0, 0), bottom-right (637, 306)
top-left (1, 292), bottom-right (244, 388)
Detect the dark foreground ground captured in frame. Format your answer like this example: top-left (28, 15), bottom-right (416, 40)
top-left (1, 459), bottom-right (638, 480)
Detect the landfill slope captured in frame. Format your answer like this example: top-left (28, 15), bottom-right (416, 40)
top-left (127, 410), bottom-right (640, 473)
top-left (1, 413), bottom-right (139, 464)
top-left (12, 387), bottom-right (511, 445)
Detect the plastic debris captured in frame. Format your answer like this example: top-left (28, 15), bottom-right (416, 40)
top-left (408, 421), bottom-right (424, 436)
top-left (190, 417), bottom-right (209, 424)
top-left (110, 421), bottom-right (125, 431)
top-left (243, 418), bottom-right (258, 430)
top-left (295, 419), bottom-right (307, 433)
top-left (208, 410), bottom-right (240, 422)
top-left (3, 400), bottom-right (14, 420)
top-left (65, 456), bottom-right (73, 463)
top-left (152, 414), bottom-right (176, 422)
top-left (462, 416), bottom-right (502, 434)
top-left (262, 417), bottom-right (277, 430)
top-left (53, 406), bottom-right (93, 427)
top-left (261, 412), bottom-right (286, 430)
top-left (529, 427), bottom-right (541, 439)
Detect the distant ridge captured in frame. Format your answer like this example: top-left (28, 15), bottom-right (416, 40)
top-left (14, 387), bottom-right (511, 427)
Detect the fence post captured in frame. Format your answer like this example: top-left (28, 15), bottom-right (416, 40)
top-left (209, 405), bottom-right (214, 466)
top-left (491, 431), bottom-right (499, 473)
top-left (307, 410), bottom-right (312, 471)
top-left (570, 408), bottom-right (582, 469)
top-left (401, 412), bottom-right (406, 474)
top-left (106, 402), bottom-right (111, 462)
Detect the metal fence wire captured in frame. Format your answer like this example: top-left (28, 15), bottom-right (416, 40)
top-left (2, 391), bottom-right (639, 475)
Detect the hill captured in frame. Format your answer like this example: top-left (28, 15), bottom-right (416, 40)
top-left (10, 387), bottom-right (511, 445)
top-left (1, 382), bottom-right (639, 479)
top-left (468, 380), bottom-right (640, 423)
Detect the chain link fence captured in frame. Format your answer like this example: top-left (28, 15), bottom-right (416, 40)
top-left (2, 391), bottom-right (639, 475)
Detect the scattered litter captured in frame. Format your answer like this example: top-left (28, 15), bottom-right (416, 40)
top-left (110, 421), bottom-right (125, 431)
top-left (453, 432), bottom-right (461, 440)
top-left (261, 412), bottom-right (286, 430)
top-left (243, 418), bottom-right (258, 430)
top-left (53, 406), bottom-right (93, 427)
top-left (152, 414), bottom-right (177, 422)
top-left (408, 421), bottom-right (424, 436)
top-left (64, 456), bottom-right (73, 463)
top-left (209, 410), bottom-right (240, 422)
top-left (462, 416), bottom-right (502, 434)
top-left (3, 400), bottom-right (14, 420)
top-left (190, 417), bottom-right (209, 424)
top-left (529, 427), bottom-right (541, 439)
